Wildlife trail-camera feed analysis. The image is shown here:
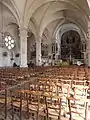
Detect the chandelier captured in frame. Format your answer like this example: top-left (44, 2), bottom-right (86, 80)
top-left (0, 0), bottom-right (4, 47)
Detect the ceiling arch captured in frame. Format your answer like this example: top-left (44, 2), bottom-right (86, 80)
top-left (39, 10), bottom-right (88, 38)
top-left (23, 0), bottom-right (89, 43)
top-left (3, 0), bottom-right (20, 25)
top-left (0, 2), bottom-right (19, 36)
top-left (32, 1), bottom-right (78, 29)
top-left (1, 0), bottom-right (89, 41)
top-left (87, 0), bottom-right (90, 10)
top-left (41, 17), bottom-right (87, 45)
top-left (24, 0), bottom-right (90, 28)
top-left (55, 20), bottom-right (87, 38)
top-left (28, 17), bottom-right (38, 39)
top-left (56, 23), bottom-right (82, 40)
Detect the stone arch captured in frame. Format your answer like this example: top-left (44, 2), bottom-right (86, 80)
top-left (61, 30), bottom-right (82, 61)
top-left (52, 23), bottom-right (87, 63)
top-left (38, 8), bottom-right (88, 40)
top-left (28, 17), bottom-right (38, 39)
top-left (24, 0), bottom-right (89, 29)
top-left (55, 23), bottom-right (87, 43)
top-left (2, 0), bottom-right (20, 25)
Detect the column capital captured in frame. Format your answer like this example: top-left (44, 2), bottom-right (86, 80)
top-left (19, 27), bottom-right (28, 31)
top-left (19, 27), bottom-right (28, 37)
top-left (36, 36), bottom-right (42, 43)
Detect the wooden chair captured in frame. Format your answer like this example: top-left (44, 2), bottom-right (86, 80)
top-left (28, 91), bottom-right (45, 120)
top-left (0, 89), bottom-right (12, 119)
top-left (45, 94), bottom-right (62, 120)
top-left (67, 97), bottom-right (86, 120)
top-left (11, 90), bottom-right (27, 120)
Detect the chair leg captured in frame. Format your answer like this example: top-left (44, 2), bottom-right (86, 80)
top-left (36, 113), bottom-right (38, 120)
top-left (85, 102), bottom-right (88, 120)
top-left (68, 99), bottom-right (72, 120)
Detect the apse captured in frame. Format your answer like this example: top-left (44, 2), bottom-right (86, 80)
top-left (61, 30), bottom-right (85, 63)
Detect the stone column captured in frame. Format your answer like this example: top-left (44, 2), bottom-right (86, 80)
top-left (80, 36), bottom-right (85, 60)
top-left (55, 34), bottom-right (61, 60)
top-left (87, 26), bottom-right (90, 67)
top-left (48, 42), bottom-right (52, 59)
top-left (19, 28), bottom-right (28, 67)
top-left (55, 41), bottom-right (61, 60)
top-left (36, 38), bottom-right (42, 66)
top-left (87, 40), bottom-right (90, 67)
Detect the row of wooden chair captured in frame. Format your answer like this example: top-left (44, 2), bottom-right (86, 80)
top-left (0, 66), bottom-right (90, 119)
top-left (0, 75), bottom-right (89, 120)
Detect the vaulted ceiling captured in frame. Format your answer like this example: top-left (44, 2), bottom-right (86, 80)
top-left (0, 0), bottom-right (90, 39)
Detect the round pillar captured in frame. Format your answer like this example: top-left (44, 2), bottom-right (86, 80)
top-left (19, 28), bottom-right (28, 67)
top-left (36, 38), bottom-right (42, 66)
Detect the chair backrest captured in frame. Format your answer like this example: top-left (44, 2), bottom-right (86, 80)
top-left (45, 95), bottom-right (62, 120)
top-left (67, 97), bottom-right (85, 120)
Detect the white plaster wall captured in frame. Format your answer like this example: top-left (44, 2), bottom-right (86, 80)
top-left (0, 47), bottom-right (13, 67)
top-left (4, 24), bottom-right (20, 66)
top-left (0, 47), bottom-right (20, 67)
top-left (14, 56), bottom-right (20, 66)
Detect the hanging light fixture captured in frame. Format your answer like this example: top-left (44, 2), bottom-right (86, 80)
top-left (0, 0), bottom-right (4, 47)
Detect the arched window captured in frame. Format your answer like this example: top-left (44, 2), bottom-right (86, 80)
top-left (5, 36), bottom-right (15, 50)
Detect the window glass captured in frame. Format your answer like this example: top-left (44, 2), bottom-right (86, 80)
top-left (5, 36), bottom-right (15, 50)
